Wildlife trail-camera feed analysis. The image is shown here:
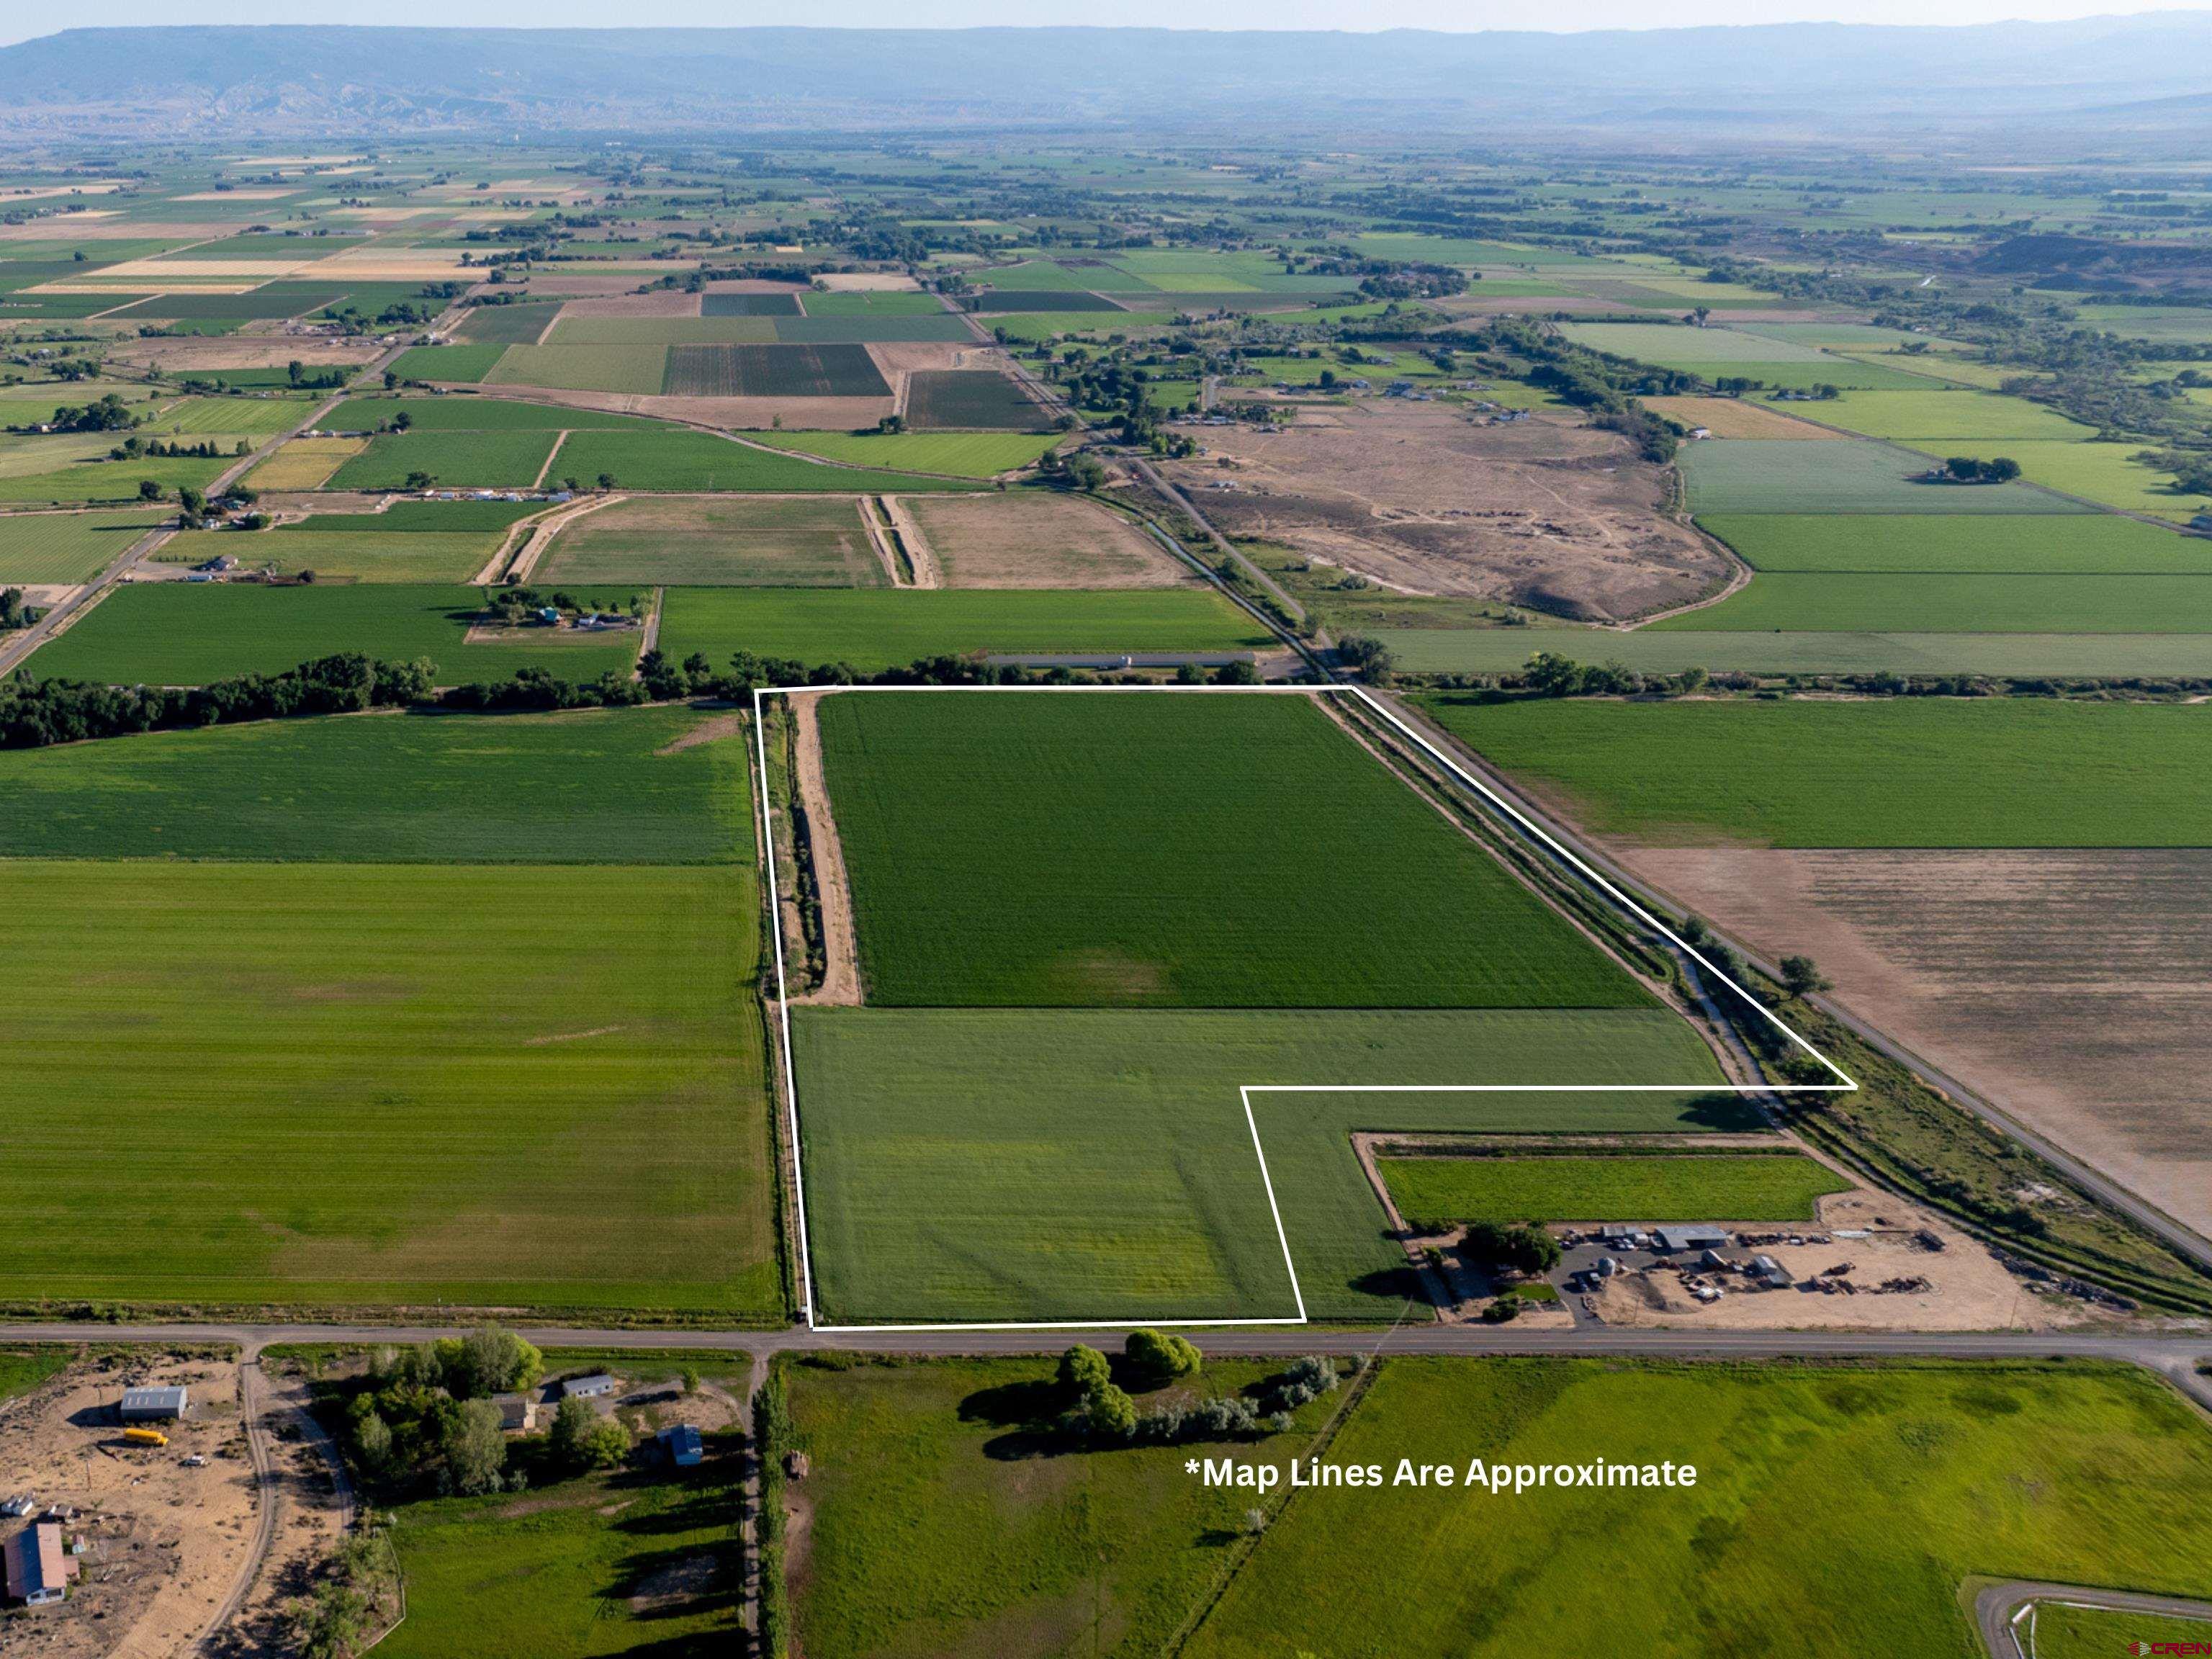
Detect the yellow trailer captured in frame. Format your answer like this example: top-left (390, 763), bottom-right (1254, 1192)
top-left (122, 1427), bottom-right (168, 1448)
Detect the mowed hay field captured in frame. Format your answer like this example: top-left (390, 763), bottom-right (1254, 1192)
top-left (814, 691), bottom-right (1655, 1007)
top-left (546, 430), bottom-right (976, 495)
top-left (168, 528), bottom-right (502, 584)
top-left (1418, 696), bottom-right (2212, 847)
top-left (907, 491), bottom-right (1194, 588)
top-left (794, 1007), bottom-right (1726, 1323)
top-left (1377, 1152), bottom-right (1851, 1228)
top-left (1182, 1359), bottom-right (2212, 1659)
top-left (0, 860), bottom-right (776, 1313)
top-left (0, 507), bottom-right (164, 583)
top-left (537, 495), bottom-right (889, 587)
top-left (27, 583), bottom-right (642, 686)
top-left (657, 587), bottom-right (1264, 671)
top-left (248, 436), bottom-right (366, 490)
top-left (1699, 513), bottom-right (2211, 572)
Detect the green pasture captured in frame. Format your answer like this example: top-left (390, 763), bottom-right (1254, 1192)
top-left (1699, 513), bottom-right (2206, 572)
top-left (1419, 695), bottom-right (2212, 847)
top-left (485, 343), bottom-right (670, 395)
top-left (0, 704), bottom-right (750, 863)
top-left (547, 315), bottom-right (778, 345)
top-left (793, 1007), bottom-right (1728, 1324)
top-left (0, 860), bottom-right (775, 1314)
top-left (659, 587), bottom-right (1262, 671)
top-left (1678, 440), bottom-right (2090, 515)
top-left (1184, 1359), bottom-right (2212, 1659)
top-left (1379, 1152), bottom-right (1850, 1228)
top-left (788, 1354), bottom-right (1339, 1659)
top-left (322, 397), bottom-right (667, 433)
top-left (1946, 441), bottom-right (2211, 518)
top-left (0, 452), bottom-right (232, 505)
top-left (1653, 571), bottom-right (2212, 632)
top-left (773, 315), bottom-right (974, 343)
top-left (547, 431), bottom-right (973, 494)
top-left (1806, 389), bottom-right (2096, 444)
top-left (799, 289), bottom-right (944, 315)
top-left (325, 429), bottom-right (560, 491)
top-left (0, 507), bottom-right (165, 583)
top-left (380, 1456), bottom-right (743, 1659)
top-left (449, 302), bottom-right (559, 344)
top-left (26, 583), bottom-right (642, 685)
top-left (752, 430), bottom-right (1056, 477)
top-left (1375, 627), bottom-right (2212, 676)
top-left (389, 343), bottom-right (505, 383)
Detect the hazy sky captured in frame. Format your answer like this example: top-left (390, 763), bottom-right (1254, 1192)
top-left (3, 0), bottom-right (2206, 44)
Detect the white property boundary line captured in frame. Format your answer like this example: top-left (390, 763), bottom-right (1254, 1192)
top-left (750, 683), bottom-right (1857, 1334)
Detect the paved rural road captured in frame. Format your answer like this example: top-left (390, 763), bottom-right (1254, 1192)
top-left (1975, 1579), bottom-right (2212, 1658)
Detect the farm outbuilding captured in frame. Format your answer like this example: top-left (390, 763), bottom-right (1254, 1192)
top-left (562, 1374), bottom-right (618, 1401)
top-left (118, 1386), bottom-right (189, 1422)
top-left (1655, 1226), bottom-right (1732, 1253)
top-left (659, 1424), bottom-right (703, 1467)
top-left (2, 1520), bottom-right (77, 1608)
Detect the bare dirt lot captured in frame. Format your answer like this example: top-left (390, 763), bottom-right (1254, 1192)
top-left (1160, 402), bottom-right (1728, 622)
top-left (0, 1354), bottom-right (256, 1659)
top-left (784, 690), bottom-right (860, 1007)
top-left (904, 493), bottom-right (1192, 588)
top-left (1627, 846), bottom-right (2212, 1246)
top-left (1587, 1190), bottom-right (2086, 1331)
top-left (104, 338), bottom-right (379, 374)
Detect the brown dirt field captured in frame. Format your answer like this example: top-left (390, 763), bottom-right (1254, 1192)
top-left (867, 341), bottom-right (997, 379)
top-left (0, 1354), bottom-right (260, 1659)
top-left (247, 438), bottom-right (364, 493)
top-left (554, 292), bottom-right (704, 319)
top-left (1642, 397), bottom-right (1845, 441)
top-left (511, 271), bottom-right (659, 297)
top-left (207, 1372), bottom-right (351, 1659)
top-left (907, 493), bottom-right (1195, 589)
top-left (1588, 1190), bottom-right (2084, 1331)
top-left (1159, 402), bottom-right (1730, 623)
top-left (1626, 846), bottom-right (2212, 1246)
top-left (815, 273), bottom-right (921, 292)
top-left (703, 279), bottom-right (811, 295)
top-left (784, 690), bottom-right (861, 1007)
top-left (106, 339), bottom-right (377, 374)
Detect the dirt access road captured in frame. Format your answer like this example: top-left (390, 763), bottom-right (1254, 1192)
top-left (783, 690), bottom-right (861, 1007)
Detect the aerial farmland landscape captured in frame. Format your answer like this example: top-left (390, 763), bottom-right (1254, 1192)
top-left (2, 11), bottom-right (2212, 1659)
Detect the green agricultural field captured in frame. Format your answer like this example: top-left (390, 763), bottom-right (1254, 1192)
top-left (322, 397), bottom-right (667, 433)
top-left (387, 343), bottom-right (505, 383)
top-left (972, 289), bottom-right (1120, 312)
top-left (660, 585), bottom-right (1256, 670)
top-left (548, 431), bottom-right (972, 494)
top-left (26, 583), bottom-right (642, 685)
top-left (1678, 439), bottom-right (2090, 515)
top-left (449, 301), bottom-right (559, 344)
top-left (1946, 441), bottom-right (2211, 518)
top-left (377, 1456), bottom-right (744, 1659)
top-left (144, 395), bottom-right (313, 437)
top-left (1419, 695), bottom-right (2212, 847)
top-left (788, 1354), bottom-right (1341, 1659)
top-left (904, 369), bottom-right (1052, 431)
top-left (537, 495), bottom-right (886, 587)
top-left (701, 289), bottom-right (802, 315)
top-left (1379, 1152), bottom-right (1850, 1228)
top-left (0, 506), bottom-right (165, 583)
top-left (0, 1348), bottom-right (68, 1403)
top-left (172, 527), bottom-right (500, 583)
top-left (794, 1007), bottom-right (1728, 1323)
top-left (814, 691), bottom-right (1654, 1009)
top-left (325, 429), bottom-right (560, 491)
top-left (661, 342), bottom-right (889, 398)
top-left (754, 430), bottom-right (1056, 476)
top-left (0, 704), bottom-right (751, 863)
top-left (1652, 570), bottom-right (2212, 632)
top-left (1699, 513), bottom-right (2208, 572)
top-left (1184, 1359), bottom-right (2212, 1659)
top-left (797, 289), bottom-right (943, 315)
top-left (0, 860), bottom-right (775, 1314)
top-left (549, 315), bottom-right (778, 345)
top-left (485, 343), bottom-right (670, 396)
top-left (0, 452), bottom-right (232, 505)
top-left (1373, 627), bottom-right (2212, 677)
top-left (1560, 322), bottom-right (1834, 361)
top-left (2030, 1603), bottom-right (2212, 1658)
top-left (1805, 389), bottom-right (2096, 443)
top-left (986, 311), bottom-right (1178, 344)
top-left (771, 315), bottom-right (976, 343)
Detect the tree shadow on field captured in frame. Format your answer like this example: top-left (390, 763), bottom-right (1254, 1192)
top-left (1681, 1092), bottom-right (1771, 1131)
top-left (958, 1377), bottom-right (1079, 1463)
top-left (1346, 1264), bottom-right (1421, 1305)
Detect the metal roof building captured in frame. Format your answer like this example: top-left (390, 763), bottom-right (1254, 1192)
top-left (1655, 1226), bottom-right (1732, 1253)
top-left (659, 1424), bottom-right (703, 1467)
top-left (119, 1386), bottom-right (189, 1422)
top-left (562, 1374), bottom-right (619, 1401)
